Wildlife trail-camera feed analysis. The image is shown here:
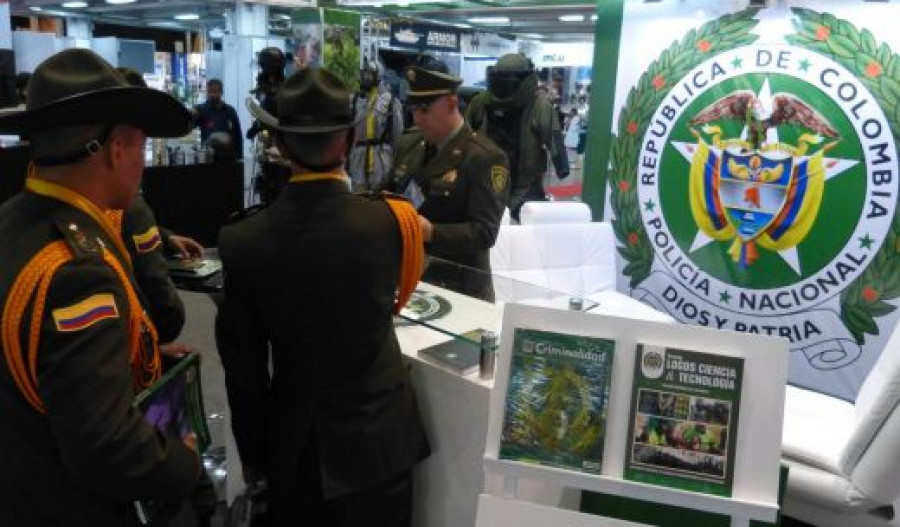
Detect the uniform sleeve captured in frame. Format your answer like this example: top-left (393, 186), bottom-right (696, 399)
top-left (540, 99), bottom-right (570, 178)
top-left (228, 106), bottom-right (244, 159)
top-left (464, 93), bottom-right (486, 132)
top-left (123, 198), bottom-right (185, 344)
top-left (214, 228), bottom-right (270, 471)
top-left (390, 96), bottom-right (404, 151)
top-left (431, 145), bottom-right (508, 253)
top-left (39, 260), bottom-right (199, 503)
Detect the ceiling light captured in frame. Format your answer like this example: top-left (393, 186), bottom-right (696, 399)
top-left (62, 1), bottom-right (88, 7)
top-left (559, 14), bottom-right (585, 22)
top-left (174, 13), bottom-right (200, 21)
top-left (105, 0), bottom-right (136, 4)
top-left (522, 33), bottom-right (544, 40)
top-left (467, 16), bottom-right (510, 25)
top-left (29, 6), bottom-right (43, 11)
top-left (591, 14), bottom-right (597, 21)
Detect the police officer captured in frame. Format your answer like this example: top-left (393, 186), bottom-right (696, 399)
top-left (217, 67), bottom-right (429, 527)
top-left (466, 53), bottom-right (569, 221)
top-left (0, 48), bottom-right (199, 525)
top-left (387, 57), bottom-right (508, 300)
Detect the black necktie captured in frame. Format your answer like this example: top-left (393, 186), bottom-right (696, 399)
top-left (424, 143), bottom-right (437, 165)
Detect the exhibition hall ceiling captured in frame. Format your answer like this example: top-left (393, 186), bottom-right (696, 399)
top-left (10, 0), bottom-right (598, 42)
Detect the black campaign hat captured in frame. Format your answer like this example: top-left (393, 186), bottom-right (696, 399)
top-left (0, 48), bottom-right (191, 137)
top-left (247, 67), bottom-right (362, 135)
top-left (405, 65), bottom-right (462, 106)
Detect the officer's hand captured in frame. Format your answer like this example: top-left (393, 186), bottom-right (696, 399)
top-left (160, 342), bottom-right (193, 359)
top-left (183, 432), bottom-right (198, 453)
top-left (168, 235), bottom-right (204, 260)
top-left (557, 169), bottom-right (570, 180)
top-left (417, 215), bottom-right (433, 242)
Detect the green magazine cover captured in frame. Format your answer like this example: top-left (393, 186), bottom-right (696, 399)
top-left (133, 352), bottom-right (211, 524)
top-left (499, 328), bottom-right (615, 475)
top-left (625, 345), bottom-right (744, 497)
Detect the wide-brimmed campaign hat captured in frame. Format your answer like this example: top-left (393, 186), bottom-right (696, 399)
top-left (0, 48), bottom-right (190, 137)
top-left (247, 67), bottom-right (362, 135)
top-left (405, 65), bottom-right (462, 106)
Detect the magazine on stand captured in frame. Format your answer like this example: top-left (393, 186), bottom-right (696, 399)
top-left (624, 344), bottom-right (744, 497)
top-left (132, 352), bottom-right (211, 524)
top-left (499, 328), bottom-right (615, 475)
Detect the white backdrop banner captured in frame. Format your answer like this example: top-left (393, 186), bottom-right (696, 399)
top-left (604, 0), bottom-right (900, 400)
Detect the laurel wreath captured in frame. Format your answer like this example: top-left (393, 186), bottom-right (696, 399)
top-left (611, 7), bottom-right (900, 345)
top-left (785, 7), bottom-right (900, 344)
top-left (609, 8), bottom-right (761, 288)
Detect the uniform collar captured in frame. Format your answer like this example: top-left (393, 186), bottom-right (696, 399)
top-left (25, 177), bottom-right (132, 268)
top-left (420, 123), bottom-right (471, 180)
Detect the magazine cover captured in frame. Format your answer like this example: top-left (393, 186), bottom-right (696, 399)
top-left (499, 328), bottom-right (615, 475)
top-left (625, 344), bottom-right (744, 496)
top-left (133, 352), bottom-right (211, 523)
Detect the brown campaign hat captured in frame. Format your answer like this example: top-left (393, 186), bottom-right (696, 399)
top-left (247, 67), bottom-right (363, 135)
top-left (0, 48), bottom-right (191, 138)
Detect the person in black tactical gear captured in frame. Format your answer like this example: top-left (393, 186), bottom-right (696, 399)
top-left (347, 59), bottom-right (403, 191)
top-left (466, 53), bottom-right (569, 221)
top-left (247, 47), bottom-right (291, 205)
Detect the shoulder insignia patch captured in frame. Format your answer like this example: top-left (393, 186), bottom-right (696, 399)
top-left (132, 226), bottom-right (162, 253)
top-left (52, 293), bottom-right (119, 332)
top-left (442, 170), bottom-right (457, 184)
top-left (491, 166), bottom-right (508, 194)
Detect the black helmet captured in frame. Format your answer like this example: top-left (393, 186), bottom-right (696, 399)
top-left (359, 60), bottom-right (380, 92)
top-left (488, 53), bottom-right (534, 99)
top-left (206, 131), bottom-right (235, 162)
top-left (258, 47), bottom-right (286, 76)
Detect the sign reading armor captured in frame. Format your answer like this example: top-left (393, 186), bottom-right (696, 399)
top-left (608, 8), bottom-right (900, 399)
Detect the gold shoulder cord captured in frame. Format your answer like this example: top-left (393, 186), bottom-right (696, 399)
top-left (1, 181), bottom-right (160, 413)
top-left (383, 196), bottom-right (424, 314)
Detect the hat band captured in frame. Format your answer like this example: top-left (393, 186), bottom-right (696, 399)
top-left (407, 89), bottom-right (454, 97)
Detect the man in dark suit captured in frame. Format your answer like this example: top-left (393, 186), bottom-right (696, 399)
top-left (385, 57), bottom-right (509, 300)
top-left (0, 49), bottom-right (199, 526)
top-left (216, 67), bottom-right (430, 527)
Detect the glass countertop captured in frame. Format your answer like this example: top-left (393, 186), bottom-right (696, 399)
top-left (398, 257), bottom-right (597, 342)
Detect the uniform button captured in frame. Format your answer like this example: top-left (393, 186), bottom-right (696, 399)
top-left (444, 191), bottom-right (449, 196)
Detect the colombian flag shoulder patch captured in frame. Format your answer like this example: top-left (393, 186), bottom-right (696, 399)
top-left (52, 293), bottom-right (119, 332)
top-left (132, 226), bottom-right (162, 253)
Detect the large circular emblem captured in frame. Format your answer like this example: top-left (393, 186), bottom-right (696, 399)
top-left (638, 43), bottom-right (897, 318)
top-left (402, 289), bottom-right (452, 322)
top-left (609, 8), bottom-right (900, 378)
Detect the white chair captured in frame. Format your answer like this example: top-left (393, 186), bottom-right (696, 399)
top-left (518, 201), bottom-right (592, 225)
top-left (489, 221), bottom-right (671, 322)
top-left (781, 326), bottom-right (900, 527)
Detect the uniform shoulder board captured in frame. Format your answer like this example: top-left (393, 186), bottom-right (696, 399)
top-left (225, 204), bottom-right (266, 225)
top-left (359, 191), bottom-right (413, 205)
top-left (468, 130), bottom-right (500, 153)
top-left (53, 219), bottom-right (102, 261)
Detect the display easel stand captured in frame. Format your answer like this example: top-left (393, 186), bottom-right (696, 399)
top-left (477, 304), bottom-right (788, 527)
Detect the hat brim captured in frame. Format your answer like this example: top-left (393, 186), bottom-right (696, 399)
top-left (0, 86), bottom-right (192, 138)
top-left (246, 97), bottom-right (364, 135)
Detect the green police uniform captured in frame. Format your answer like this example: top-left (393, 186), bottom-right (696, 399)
top-left (388, 63), bottom-right (509, 299)
top-left (0, 48), bottom-right (199, 526)
top-left (0, 181), bottom-right (199, 525)
top-left (117, 196), bottom-right (186, 344)
top-left (392, 124), bottom-right (508, 272)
